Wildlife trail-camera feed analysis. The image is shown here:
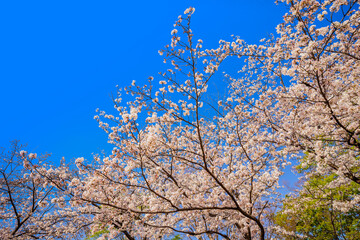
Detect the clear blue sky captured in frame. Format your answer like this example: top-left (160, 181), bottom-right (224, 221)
top-left (0, 1), bottom-right (287, 163)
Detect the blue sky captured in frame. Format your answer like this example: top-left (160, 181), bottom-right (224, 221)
top-left (0, 0), bottom-right (287, 163)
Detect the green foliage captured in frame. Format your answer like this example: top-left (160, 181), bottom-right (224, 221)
top-left (274, 172), bottom-right (360, 239)
top-left (85, 228), bottom-right (109, 240)
top-left (170, 235), bottom-right (182, 240)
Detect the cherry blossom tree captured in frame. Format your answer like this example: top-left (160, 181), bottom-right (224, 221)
top-left (233, 0), bottom-right (360, 237)
top-left (270, 0), bottom-right (360, 220)
top-left (272, 0), bottom-right (360, 187)
top-left (0, 141), bottom-right (90, 239)
top-left (43, 7), bottom-right (286, 240)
